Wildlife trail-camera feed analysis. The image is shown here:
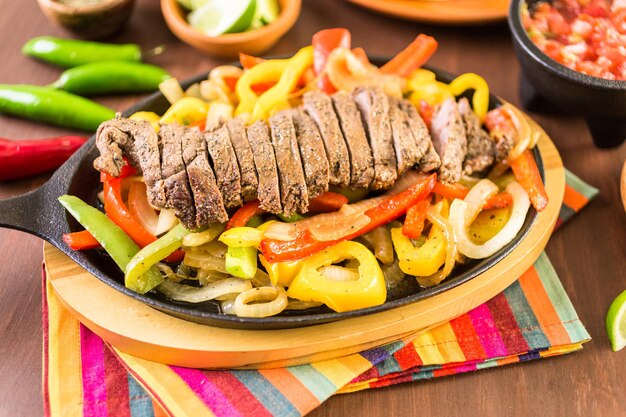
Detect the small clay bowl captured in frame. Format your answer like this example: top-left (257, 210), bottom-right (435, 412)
top-left (37, 0), bottom-right (136, 40)
top-left (161, 0), bottom-right (301, 59)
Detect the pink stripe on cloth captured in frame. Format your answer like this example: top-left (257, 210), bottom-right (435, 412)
top-left (171, 367), bottom-right (244, 417)
top-left (80, 325), bottom-right (109, 417)
top-left (468, 304), bottom-right (508, 358)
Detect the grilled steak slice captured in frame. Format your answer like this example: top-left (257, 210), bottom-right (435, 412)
top-left (353, 87), bottom-right (397, 190)
top-left (269, 111), bottom-right (309, 215)
top-left (494, 133), bottom-right (514, 163)
top-left (417, 140), bottom-right (442, 173)
top-left (226, 117), bottom-right (258, 202)
top-left (398, 99), bottom-right (430, 161)
top-left (430, 98), bottom-right (467, 183)
top-left (331, 91), bottom-right (375, 189)
top-left (389, 97), bottom-right (423, 174)
top-left (203, 124), bottom-right (242, 209)
top-left (303, 91), bottom-right (350, 187)
top-left (246, 120), bottom-right (282, 213)
top-left (459, 98), bottom-right (495, 175)
top-left (182, 128), bottom-right (228, 227)
top-left (159, 124), bottom-right (196, 229)
top-left (291, 108), bottom-right (330, 199)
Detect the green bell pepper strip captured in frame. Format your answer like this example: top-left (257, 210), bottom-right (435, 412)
top-left (58, 195), bottom-right (162, 292)
top-left (225, 246), bottom-right (258, 279)
top-left (125, 223), bottom-right (191, 293)
top-left (276, 212), bottom-right (305, 223)
top-left (22, 36), bottom-right (142, 68)
top-left (0, 85), bottom-right (115, 131)
top-left (52, 61), bottom-right (171, 96)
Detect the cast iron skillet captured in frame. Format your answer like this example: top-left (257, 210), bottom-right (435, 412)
top-left (0, 59), bottom-right (542, 330)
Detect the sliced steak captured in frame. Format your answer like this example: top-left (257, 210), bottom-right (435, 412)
top-left (303, 91), bottom-right (350, 187)
top-left (430, 98), bottom-right (467, 183)
top-left (494, 133), bottom-right (514, 163)
top-left (417, 140), bottom-right (442, 173)
top-left (331, 91), bottom-right (375, 189)
top-left (246, 121), bottom-right (282, 213)
top-left (458, 98), bottom-right (495, 175)
top-left (203, 124), bottom-right (242, 209)
top-left (388, 97), bottom-right (423, 174)
top-left (181, 128), bottom-right (228, 227)
top-left (353, 87), bottom-right (397, 190)
top-left (269, 111), bottom-right (309, 215)
top-left (158, 124), bottom-right (196, 229)
top-left (398, 99), bottom-right (430, 160)
top-left (225, 117), bottom-right (258, 202)
top-left (290, 108), bottom-right (330, 199)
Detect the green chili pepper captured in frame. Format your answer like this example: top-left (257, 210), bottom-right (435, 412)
top-left (0, 85), bottom-right (115, 131)
top-left (52, 61), bottom-right (171, 96)
top-left (22, 36), bottom-right (142, 68)
top-left (125, 224), bottom-right (190, 293)
top-left (58, 195), bottom-right (163, 292)
top-left (276, 212), bottom-right (305, 223)
top-left (225, 246), bottom-right (258, 279)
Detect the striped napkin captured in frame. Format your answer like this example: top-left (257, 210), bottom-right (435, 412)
top-left (43, 169), bottom-right (598, 417)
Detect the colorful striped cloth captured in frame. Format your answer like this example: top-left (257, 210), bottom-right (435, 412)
top-left (43, 169), bottom-right (598, 417)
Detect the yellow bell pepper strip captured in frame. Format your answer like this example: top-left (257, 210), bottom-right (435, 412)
top-left (407, 69), bottom-right (453, 107)
top-left (125, 223), bottom-right (191, 293)
top-left (258, 254), bottom-right (303, 287)
top-left (286, 241), bottom-right (387, 313)
top-left (225, 246), bottom-right (258, 279)
top-left (130, 111), bottom-right (160, 130)
top-left (218, 226), bottom-right (263, 248)
top-left (235, 58), bottom-right (290, 116)
top-left (391, 224), bottom-right (446, 277)
top-left (159, 97), bottom-right (209, 126)
top-left (448, 73), bottom-right (490, 121)
top-left (260, 173), bottom-right (436, 262)
top-left (58, 195), bottom-right (164, 293)
top-left (468, 207), bottom-right (511, 245)
top-left (250, 46), bottom-right (314, 122)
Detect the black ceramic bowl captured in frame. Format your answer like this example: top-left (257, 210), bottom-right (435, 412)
top-left (508, 0), bottom-right (626, 148)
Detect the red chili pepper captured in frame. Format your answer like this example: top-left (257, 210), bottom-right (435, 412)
top-left (510, 150), bottom-right (549, 212)
top-left (433, 181), bottom-right (513, 210)
top-left (0, 135), bottom-right (87, 181)
top-left (312, 28), bottom-right (352, 94)
top-left (239, 52), bottom-right (266, 69)
top-left (63, 230), bottom-right (100, 250)
top-left (260, 174), bottom-right (436, 262)
top-left (402, 199), bottom-right (430, 239)
top-left (380, 34), bottom-right (438, 77)
top-left (308, 191), bottom-right (349, 212)
top-left (225, 200), bottom-right (265, 230)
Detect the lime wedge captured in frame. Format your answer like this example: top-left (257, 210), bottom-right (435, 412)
top-left (188, 0), bottom-right (256, 36)
top-left (177, 0), bottom-right (193, 10)
top-left (254, 0), bottom-right (280, 26)
top-left (606, 289), bottom-right (626, 352)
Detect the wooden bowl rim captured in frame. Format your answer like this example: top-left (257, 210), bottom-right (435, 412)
top-left (37, 0), bottom-right (133, 14)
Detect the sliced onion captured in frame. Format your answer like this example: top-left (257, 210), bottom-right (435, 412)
top-left (309, 212), bottom-right (371, 241)
top-left (196, 269), bottom-right (230, 285)
top-left (262, 220), bottom-right (300, 241)
top-left (183, 250), bottom-right (228, 273)
top-left (362, 226), bottom-right (394, 265)
top-left (184, 83), bottom-right (202, 99)
top-left (156, 263), bottom-right (184, 282)
top-left (462, 179), bottom-right (499, 224)
top-left (251, 268), bottom-right (272, 287)
top-left (417, 205), bottom-right (458, 287)
top-left (220, 297), bottom-right (237, 315)
top-left (157, 278), bottom-right (252, 303)
top-left (159, 78), bottom-right (185, 105)
top-left (202, 240), bottom-right (228, 258)
top-left (382, 259), bottom-right (405, 286)
top-left (128, 182), bottom-right (160, 235)
top-left (209, 65), bottom-right (243, 83)
top-left (450, 181), bottom-right (530, 259)
top-left (286, 299), bottom-right (324, 310)
top-left (319, 265), bottom-right (360, 282)
top-left (182, 223), bottom-right (225, 247)
top-left (154, 209), bottom-right (179, 236)
top-left (205, 101), bottom-right (234, 130)
top-left (234, 286), bottom-right (288, 318)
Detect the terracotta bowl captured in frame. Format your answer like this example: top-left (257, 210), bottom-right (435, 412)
top-left (161, 0), bottom-right (301, 59)
top-left (37, 0), bottom-right (136, 40)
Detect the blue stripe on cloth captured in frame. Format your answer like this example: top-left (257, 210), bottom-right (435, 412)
top-left (231, 370), bottom-right (300, 417)
top-left (503, 280), bottom-right (551, 350)
top-left (127, 374), bottom-right (155, 417)
top-left (285, 365), bottom-right (337, 402)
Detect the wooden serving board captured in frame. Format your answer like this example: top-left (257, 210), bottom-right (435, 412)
top-left (44, 120), bottom-right (565, 370)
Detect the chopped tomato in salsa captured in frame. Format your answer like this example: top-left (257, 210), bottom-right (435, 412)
top-left (523, 0), bottom-right (626, 80)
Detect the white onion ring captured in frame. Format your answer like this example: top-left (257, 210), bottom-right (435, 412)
top-left (234, 286), bottom-right (288, 318)
top-left (319, 265), bottom-right (360, 282)
top-left (417, 206), bottom-right (458, 287)
top-left (157, 278), bottom-right (252, 303)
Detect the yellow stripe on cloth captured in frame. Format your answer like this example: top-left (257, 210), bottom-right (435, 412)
top-left (413, 322), bottom-right (466, 365)
top-left (311, 355), bottom-right (373, 387)
top-left (46, 277), bottom-right (84, 417)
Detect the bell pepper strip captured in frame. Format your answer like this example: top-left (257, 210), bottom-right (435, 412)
top-left (418, 100), bottom-right (434, 129)
top-left (159, 97), bottom-right (209, 126)
top-left (277, 213), bottom-right (306, 223)
top-left (219, 227), bottom-right (264, 248)
top-left (286, 241), bottom-right (386, 313)
top-left (407, 69), bottom-right (453, 107)
top-left (130, 111), bottom-right (160, 131)
top-left (448, 73), bottom-right (490, 121)
top-left (312, 28), bottom-right (352, 94)
top-left (251, 46), bottom-right (314, 121)
top-left (391, 225), bottom-right (446, 277)
top-left (58, 195), bottom-right (162, 289)
top-left (226, 200), bottom-right (265, 230)
top-left (62, 230), bottom-right (100, 250)
top-left (509, 150), bottom-right (548, 211)
top-left (380, 34), bottom-right (438, 77)
top-left (240, 52), bottom-right (266, 69)
top-left (402, 199), bottom-right (430, 239)
top-left (235, 59), bottom-right (290, 115)
top-left (260, 173), bottom-right (436, 262)
top-left (351, 47), bottom-right (369, 65)
top-left (225, 246), bottom-right (258, 279)
top-left (259, 254), bottom-right (303, 287)
top-left (308, 191), bottom-right (349, 212)
top-left (125, 223), bottom-right (190, 293)
top-left (433, 181), bottom-right (513, 210)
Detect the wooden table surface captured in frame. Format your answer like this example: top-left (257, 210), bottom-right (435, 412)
top-left (0, 0), bottom-right (624, 416)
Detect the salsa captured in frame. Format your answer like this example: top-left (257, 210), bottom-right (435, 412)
top-left (522, 0), bottom-right (626, 81)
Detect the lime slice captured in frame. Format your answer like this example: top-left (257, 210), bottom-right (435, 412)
top-left (255, 0), bottom-right (280, 25)
top-left (188, 0), bottom-right (256, 36)
top-left (177, 0), bottom-right (193, 10)
top-left (606, 289), bottom-right (626, 352)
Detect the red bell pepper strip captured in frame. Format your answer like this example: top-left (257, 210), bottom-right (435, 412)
top-left (240, 52), bottom-right (265, 69)
top-left (433, 181), bottom-right (513, 210)
top-left (312, 28), bottom-right (352, 94)
top-left (418, 100), bottom-right (434, 129)
top-left (260, 174), bottom-right (436, 262)
top-left (63, 230), bottom-right (100, 250)
top-left (510, 150), bottom-right (549, 211)
top-left (225, 200), bottom-right (265, 230)
top-left (308, 191), bottom-right (349, 212)
top-left (380, 34), bottom-right (438, 77)
top-left (0, 135), bottom-right (87, 181)
top-left (351, 47), bottom-right (370, 65)
top-left (402, 199), bottom-right (430, 239)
